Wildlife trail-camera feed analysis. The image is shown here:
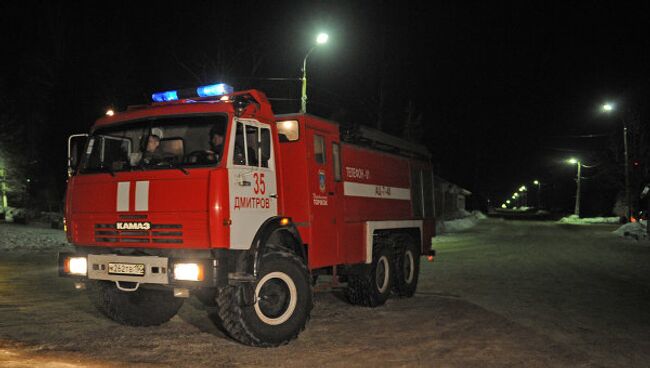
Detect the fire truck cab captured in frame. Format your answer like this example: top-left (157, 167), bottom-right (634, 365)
top-left (60, 83), bottom-right (436, 347)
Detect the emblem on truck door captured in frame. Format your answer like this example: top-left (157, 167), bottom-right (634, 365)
top-left (318, 169), bottom-right (326, 193)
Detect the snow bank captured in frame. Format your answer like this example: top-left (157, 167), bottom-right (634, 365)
top-left (0, 223), bottom-right (69, 253)
top-left (558, 215), bottom-right (621, 225)
top-left (613, 221), bottom-right (647, 240)
top-left (440, 211), bottom-right (486, 233)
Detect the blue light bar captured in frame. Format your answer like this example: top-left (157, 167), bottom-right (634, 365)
top-left (196, 83), bottom-right (234, 97)
top-left (151, 90), bottom-right (178, 102)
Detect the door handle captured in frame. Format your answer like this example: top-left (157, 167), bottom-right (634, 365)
top-left (269, 193), bottom-right (278, 198)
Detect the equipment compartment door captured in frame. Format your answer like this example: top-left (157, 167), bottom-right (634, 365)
top-left (307, 128), bottom-right (340, 268)
top-left (228, 119), bottom-right (278, 249)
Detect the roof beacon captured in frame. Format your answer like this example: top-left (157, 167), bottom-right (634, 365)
top-left (151, 90), bottom-right (179, 102)
top-left (196, 83), bottom-right (234, 97)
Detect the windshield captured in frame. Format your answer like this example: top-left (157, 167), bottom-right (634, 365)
top-left (79, 114), bottom-right (227, 174)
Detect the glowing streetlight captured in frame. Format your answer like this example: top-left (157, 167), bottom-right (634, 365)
top-left (533, 180), bottom-right (541, 208)
top-left (106, 109), bottom-right (115, 116)
top-left (301, 32), bottom-right (329, 113)
top-left (501, 204), bottom-right (507, 209)
top-left (506, 200), bottom-right (511, 204)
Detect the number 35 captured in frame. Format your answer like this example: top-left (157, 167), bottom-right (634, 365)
top-left (253, 172), bottom-right (266, 195)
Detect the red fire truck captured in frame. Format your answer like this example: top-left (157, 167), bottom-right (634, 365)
top-left (60, 83), bottom-right (436, 347)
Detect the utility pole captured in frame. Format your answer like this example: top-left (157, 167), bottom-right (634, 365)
top-left (574, 161), bottom-right (582, 217)
top-left (623, 119), bottom-right (631, 220)
top-left (0, 167), bottom-right (7, 209)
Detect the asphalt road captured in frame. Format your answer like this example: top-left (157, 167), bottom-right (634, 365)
top-left (0, 219), bottom-right (649, 367)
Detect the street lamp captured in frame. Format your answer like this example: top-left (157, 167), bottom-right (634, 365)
top-left (567, 158), bottom-right (582, 216)
top-left (602, 102), bottom-right (631, 220)
top-left (301, 32), bottom-right (329, 114)
top-left (518, 186), bottom-right (528, 206)
top-left (533, 180), bottom-right (541, 208)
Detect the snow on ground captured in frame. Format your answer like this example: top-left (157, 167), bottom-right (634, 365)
top-left (0, 222), bottom-right (70, 253)
top-left (439, 210), bottom-right (486, 233)
top-left (558, 215), bottom-right (621, 225)
top-left (613, 221), bottom-right (648, 240)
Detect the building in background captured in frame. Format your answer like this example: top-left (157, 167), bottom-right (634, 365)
top-left (434, 176), bottom-right (472, 220)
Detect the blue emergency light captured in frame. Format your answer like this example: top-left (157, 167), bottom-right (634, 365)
top-left (196, 83), bottom-right (234, 97)
top-left (151, 83), bottom-right (234, 102)
top-left (151, 90), bottom-right (179, 102)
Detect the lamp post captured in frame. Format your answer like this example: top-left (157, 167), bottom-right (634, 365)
top-left (301, 32), bottom-right (329, 114)
top-left (568, 158), bottom-right (582, 216)
top-left (602, 102), bottom-right (631, 220)
top-left (518, 185), bottom-right (527, 207)
top-left (0, 167), bottom-right (7, 209)
top-left (533, 180), bottom-right (541, 208)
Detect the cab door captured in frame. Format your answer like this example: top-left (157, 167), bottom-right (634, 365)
top-left (307, 128), bottom-right (340, 268)
top-left (228, 118), bottom-right (278, 249)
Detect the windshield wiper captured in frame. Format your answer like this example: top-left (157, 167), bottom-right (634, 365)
top-left (164, 161), bottom-right (189, 175)
top-left (100, 164), bottom-right (116, 177)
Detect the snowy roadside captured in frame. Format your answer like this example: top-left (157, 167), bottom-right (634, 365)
top-left (0, 222), bottom-right (70, 253)
top-left (613, 221), bottom-right (648, 241)
top-left (558, 215), bottom-right (621, 225)
top-left (437, 210), bottom-right (487, 234)
top-left (557, 215), bottom-right (648, 241)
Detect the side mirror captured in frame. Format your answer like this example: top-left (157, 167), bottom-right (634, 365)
top-left (68, 134), bottom-right (88, 177)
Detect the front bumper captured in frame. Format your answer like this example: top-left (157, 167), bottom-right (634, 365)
top-left (58, 252), bottom-right (216, 288)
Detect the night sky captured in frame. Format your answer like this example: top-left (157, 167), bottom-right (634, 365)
top-left (2, 1), bottom-right (649, 213)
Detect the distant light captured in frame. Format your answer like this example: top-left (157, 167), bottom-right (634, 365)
top-left (196, 83), bottom-right (234, 97)
top-left (26, 178), bottom-right (31, 183)
top-left (506, 200), bottom-right (511, 204)
top-left (152, 90), bottom-right (179, 102)
top-left (602, 103), bottom-right (614, 112)
top-left (220, 96), bottom-right (230, 101)
top-left (567, 158), bottom-right (578, 165)
top-left (106, 109), bottom-right (115, 116)
top-left (533, 180), bottom-right (539, 185)
top-left (501, 204), bottom-right (507, 209)
top-left (519, 185), bottom-right (527, 192)
top-left (316, 33), bottom-right (329, 44)
top-left (513, 193), bottom-right (519, 198)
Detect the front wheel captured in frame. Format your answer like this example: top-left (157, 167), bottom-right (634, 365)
top-left (212, 250), bottom-right (312, 347)
top-left (87, 281), bottom-right (184, 326)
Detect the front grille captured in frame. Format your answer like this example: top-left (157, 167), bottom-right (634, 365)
top-left (94, 223), bottom-right (183, 244)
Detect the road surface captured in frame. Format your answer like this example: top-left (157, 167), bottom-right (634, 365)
top-left (1, 219), bottom-right (649, 367)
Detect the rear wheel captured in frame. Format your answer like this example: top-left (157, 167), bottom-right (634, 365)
top-left (345, 245), bottom-right (393, 307)
top-left (87, 281), bottom-right (184, 326)
top-left (393, 235), bottom-right (420, 297)
top-left (212, 250), bottom-right (312, 347)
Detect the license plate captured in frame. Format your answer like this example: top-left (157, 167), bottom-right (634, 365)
top-left (108, 262), bottom-right (145, 276)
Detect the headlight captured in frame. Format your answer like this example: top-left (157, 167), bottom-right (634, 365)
top-left (173, 263), bottom-right (204, 281)
top-left (65, 257), bottom-right (87, 276)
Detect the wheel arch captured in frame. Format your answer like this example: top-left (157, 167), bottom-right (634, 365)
top-left (247, 216), bottom-right (306, 277)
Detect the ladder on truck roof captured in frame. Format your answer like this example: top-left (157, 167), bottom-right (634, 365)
top-left (276, 113), bottom-right (432, 160)
top-left (342, 125), bottom-right (431, 160)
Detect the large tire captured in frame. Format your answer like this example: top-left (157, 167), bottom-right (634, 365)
top-left (212, 250), bottom-right (312, 347)
top-left (345, 244), bottom-right (393, 307)
top-left (393, 235), bottom-right (420, 297)
top-left (87, 281), bottom-right (184, 326)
